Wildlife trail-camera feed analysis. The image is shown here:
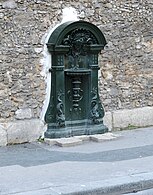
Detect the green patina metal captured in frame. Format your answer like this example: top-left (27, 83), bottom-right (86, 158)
top-left (44, 20), bottom-right (108, 138)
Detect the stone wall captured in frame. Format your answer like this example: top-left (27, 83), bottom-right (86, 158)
top-left (0, 0), bottom-right (153, 145)
top-left (98, 0), bottom-right (153, 112)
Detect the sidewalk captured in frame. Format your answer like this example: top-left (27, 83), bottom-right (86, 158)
top-left (0, 126), bottom-right (153, 195)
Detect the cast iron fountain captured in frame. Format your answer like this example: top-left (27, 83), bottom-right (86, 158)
top-left (45, 21), bottom-right (108, 138)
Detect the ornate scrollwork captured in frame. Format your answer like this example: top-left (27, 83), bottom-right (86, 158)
top-left (56, 90), bottom-right (65, 127)
top-left (90, 87), bottom-right (100, 124)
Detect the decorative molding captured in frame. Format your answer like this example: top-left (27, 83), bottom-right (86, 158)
top-left (57, 55), bottom-right (64, 66)
top-left (67, 78), bottom-right (83, 112)
top-left (51, 66), bottom-right (64, 71)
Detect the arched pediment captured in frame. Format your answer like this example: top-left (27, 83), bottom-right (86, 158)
top-left (47, 21), bottom-right (107, 52)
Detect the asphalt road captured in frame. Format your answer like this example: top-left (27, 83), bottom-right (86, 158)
top-left (0, 127), bottom-right (153, 195)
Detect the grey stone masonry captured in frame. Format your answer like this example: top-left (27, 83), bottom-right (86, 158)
top-left (0, 0), bottom-right (153, 121)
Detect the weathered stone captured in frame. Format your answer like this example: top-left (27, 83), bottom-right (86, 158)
top-left (90, 133), bottom-right (120, 142)
top-left (15, 108), bottom-right (33, 119)
top-left (56, 137), bottom-right (83, 147)
top-left (34, 48), bottom-right (42, 54)
top-left (44, 133), bottom-right (121, 147)
top-left (0, 13), bottom-right (4, 18)
top-left (7, 119), bottom-right (44, 144)
top-left (2, 0), bottom-right (17, 9)
top-left (44, 138), bottom-right (57, 146)
top-left (103, 111), bottom-right (113, 131)
top-left (45, 136), bottom-right (89, 147)
top-left (0, 0), bottom-right (152, 144)
top-left (74, 135), bottom-right (90, 142)
top-left (104, 3), bottom-right (112, 8)
top-left (0, 124), bottom-right (7, 146)
top-left (113, 107), bottom-right (153, 130)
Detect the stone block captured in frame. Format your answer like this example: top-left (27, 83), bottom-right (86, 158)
top-left (74, 135), bottom-right (90, 142)
top-left (7, 119), bottom-right (44, 144)
top-left (15, 108), bottom-right (33, 120)
top-left (113, 106), bottom-right (153, 130)
top-left (2, 0), bottom-right (17, 9)
top-left (44, 138), bottom-right (57, 146)
top-left (103, 111), bottom-right (113, 131)
top-left (90, 133), bottom-right (119, 142)
top-left (0, 124), bottom-right (7, 146)
top-left (44, 135), bottom-right (89, 147)
top-left (56, 137), bottom-right (83, 147)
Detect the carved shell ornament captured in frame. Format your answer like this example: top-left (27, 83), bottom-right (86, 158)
top-left (62, 28), bottom-right (98, 57)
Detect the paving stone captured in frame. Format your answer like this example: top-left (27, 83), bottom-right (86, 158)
top-left (56, 137), bottom-right (83, 147)
top-left (74, 135), bottom-right (90, 142)
top-left (90, 133), bottom-right (120, 142)
top-left (44, 138), bottom-right (57, 146)
top-left (44, 133), bottom-right (122, 147)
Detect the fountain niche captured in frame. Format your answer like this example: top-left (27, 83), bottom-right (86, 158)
top-left (44, 21), bottom-right (108, 138)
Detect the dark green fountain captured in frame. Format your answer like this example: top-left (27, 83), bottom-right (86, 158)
top-left (44, 20), bottom-right (108, 138)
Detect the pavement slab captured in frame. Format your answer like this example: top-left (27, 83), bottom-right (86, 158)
top-left (44, 132), bottom-right (119, 147)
